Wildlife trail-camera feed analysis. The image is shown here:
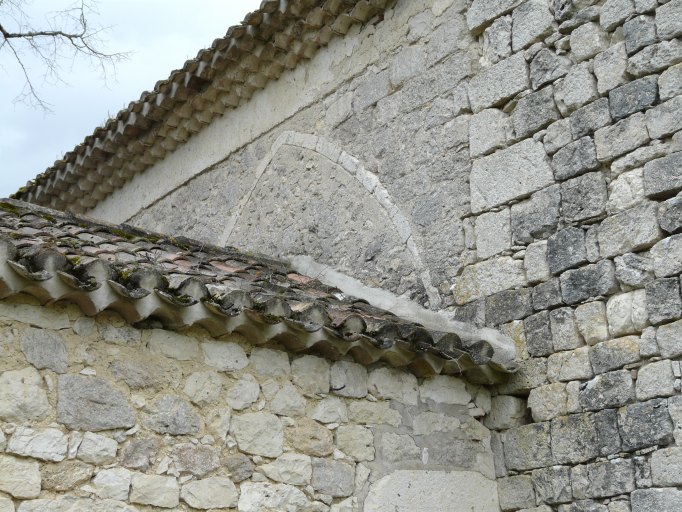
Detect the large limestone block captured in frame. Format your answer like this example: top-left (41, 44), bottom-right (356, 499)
top-left (260, 453), bottom-right (312, 486)
top-left (16, 498), bottom-right (138, 512)
top-left (467, 0), bottom-right (526, 32)
top-left (470, 139), bottom-right (553, 213)
top-left (452, 256), bottom-right (526, 305)
top-left (0, 367), bottom-right (50, 423)
top-left (130, 474), bottom-right (179, 509)
top-left (651, 446), bottom-right (682, 486)
top-left (201, 340), bottom-right (248, 372)
top-left (336, 425), bottom-right (375, 462)
top-left (468, 53), bottom-right (530, 112)
top-left (180, 477), bottom-right (238, 510)
top-left (0, 455), bottom-right (41, 499)
top-left (91, 467), bottom-right (132, 501)
top-left (7, 427), bottom-right (68, 462)
top-left (367, 367), bottom-right (418, 405)
top-left (148, 329), bottom-right (199, 361)
top-left (0, 302), bottom-right (69, 330)
top-left (238, 482), bottom-right (324, 512)
top-left (364, 470), bottom-right (500, 512)
top-left (285, 417), bottom-right (333, 457)
top-left (291, 355), bottom-right (330, 395)
top-left (58, 375), bottom-right (135, 431)
top-left (143, 394), bottom-right (200, 435)
top-left (231, 412), bottom-right (283, 458)
top-left (631, 488), bottom-right (682, 511)
top-left (311, 459), bottom-right (354, 497)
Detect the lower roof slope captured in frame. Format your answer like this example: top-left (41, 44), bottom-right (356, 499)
top-left (0, 199), bottom-right (517, 383)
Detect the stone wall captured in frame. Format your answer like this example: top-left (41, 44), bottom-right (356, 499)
top-left (0, 295), bottom-right (499, 511)
top-left (81, 0), bottom-right (682, 510)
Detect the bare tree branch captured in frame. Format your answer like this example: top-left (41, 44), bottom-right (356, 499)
top-left (0, 0), bottom-right (128, 111)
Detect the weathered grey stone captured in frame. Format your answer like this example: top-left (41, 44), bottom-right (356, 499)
top-left (571, 22), bottom-right (609, 61)
top-left (453, 256), bottom-right (527, 305)
top-left (231, 412), bottom-right (283, 457)
top-left (575, 301), bottom-right (609, 345)
top-left (548, 228), bottom-right (587, 275)
top-left (108, 359), bottom-right (175, 390)
top-left (353, 70), bottom-right (390, 112)
top-left (311, 458), bottom-right (354, 497)
top-left (551, 413), bottom-right (601, 464)
top-left (120, 437), bottom-right (160, 471)
top-left (627, 39), bottom-right (682, 77)
top-left (623, 15), bottom-right (658, 54)
top-left (550, 307), bottom-right (584, 351)
top-left (600, 0), bottom-right (635, 31)
top-left (180, 477), bottom-right (238, 510)
top-left (497, 475), bottom-right (536, 511)
top-left (548, 346), bottom-right (593, 382)
top-left (420, 375), bottom-right (471, 405)
top-left (380, 432), bottom-right (421, 464)
top-left (595, 408), bottom-right (623, 456)
top-left (226, 374), bottom-right (259, 410)
top-left (511, 184), bottom-right (561, 244)
top-left (560, 260), bottom-right (618, 305)
top-left (504, 422), bottom-right (552, 471)
top-left (468, 53), bottom-right (529, 112)
top-left (513, 86), bottom-right (560, 139)
top-left (389, 45), bottom-right (426, 87)
top-left (0, 455), bottom-right (41, 499)
top-left (598, 202), bottom-right (662, 258)
top-left (528, 382), bottom-right (568, 421)
top-left (471, 139), bottom-right (553, 213)
top-left (0, 301), bottom-right (69, 330)
top-left (645, 95), bottom-right (682, 139)
top-left (201, 340), bottom-right (248, 372)
top-left (260, 453), bottom-right (312, 486)
top-left (475, 208), bottom-right (511, 259)
top-left (481, 15), bottom-right (512, 66)
top-left (183, 371), bottom-right (222, 406)
top-left (238, 482), bottom-right (321, 512)
top-left (469, 109), bottom-right (513, 158)
top-left (512, 0), bottom-right (555, 51)
top-left (571, 459), bottom-right (635, 499)
top-left (579, 370), bottom-right (634, 411)
top-left (631, 488), bottom-right (682, 511)
top-left (639, 325), bottom-right (660, 357)
top-left (615, 252), bottom-right (654, 288)
top-left (172, 443), bottom-right (220, 477)
top-left (637, 359), bottom-right (675, 400)
top-left (486, 288), bottom-right (533, 326)
top-left (644, 152), bottom-right (682, 198)
top-left (497, 357), bottom-right (548, 395)
top-left (348, 400), bottom-right (401, 427)
top-left (552, 137), bottom-right (599, 181)
top-left (609, 75), bottom-right (659, 121)
top-left (530, 48), bottom-right (572, 90)
top-left (525, 311), bottom-right (553, 357)
top-left (656, 0), bottom-right (682, 40)
top-left (336, 425), bottom-right (374, 462)
top-left (659, 62), bottom-right (682, 101)
top-left (589, 336), bottom-right (641, 374)
top-left (330, 360), bottom-right (367, 398)
top-left (594, 43), bottom-right (628, 94)
top-left (657, 318), bottom-right (682, 357)
top-left (130, 473), bottom-right (179, 508)
top-left (595, 112), bottom-right (651, 162)
top-left (646, 278), bottom-right (682, 325)
top-left (659, 192), bottom-right (682, 234)
top-left (249, 347), bottom-right (290, 377)
top-left (554, 64), bottom-right (599, 116)
top-left (148, 329), bottom-right (199, 361)
top-left (58, 375), bottom-right (134, 431)
top-left (619, 398), bottom-right (674, 451)
top-left (0, 367), bottom-right (50, 423)
top-left (525, 240), bottom-right (550, 283)
top-left (367, 367), bottom-right (417, 405)
top-left (561, 172), bottom-right (607, 222)
top-left (270, 382), bottom-right (306, 416)
top-left (533, 466), bottom-right (573, 505)
top-left (286, 417), bottom-right (333, 457)
top-left (224, 453), bottom-right (254, 483)
top-left (485, 395), bottom-right (527, 430)
top-left (532, 279), bottom-right (563, 311)
top-left (40, 460), bottom-right (93, 492)
top-left (606, 290), bottom-right (648, 336)
top-left (291, 355), bottom-right (329, 395)
top-left (143, 395), bottom-right (200, 435)
top-left (20, 327), bottom-right (68, 373)
top-left (651, 234), bottom-right (682, 277)
top-left (650, 446), bottom-right (682, 487)
top-left (570, 98), bottom-right (612, 140)
top-left (467, 0), bottom-right (527, 33)
top-left (607, 168), bottom-right (644, 214)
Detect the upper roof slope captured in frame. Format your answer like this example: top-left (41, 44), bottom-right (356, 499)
top-left (0, 198), bottom-right (518, 382)
top-left (13, 0), bottom-right (392, 213)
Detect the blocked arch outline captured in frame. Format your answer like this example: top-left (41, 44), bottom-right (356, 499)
top-left (219, 130), bottom-right (442, 308)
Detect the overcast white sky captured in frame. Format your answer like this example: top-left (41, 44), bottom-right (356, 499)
top-left (0, 0), bottom-right (262, 198)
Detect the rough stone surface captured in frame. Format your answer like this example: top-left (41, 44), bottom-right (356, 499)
top-left (644, 152), bottom-right (682, 198)
top-left (594, 113), bottom-right (650, 161)
top-left (560, 260), bottom-right (619, 305)
top-left (330, 360), bottom-right (367, 398)
top-left (609, 76), bottom-right (659, 120)
top-left (475, 209), bottom-right (511, 259)
top-left (589, 336), bottom-right (641, 374)
top-left (180, 477), bottom-right (238, 509)
top-left (504, 423), bottom-right (552, 471)
top-left (656, 319), bottom-right (682, 357)
top-left (76, 432), bottom-right (118, 465)
top-left (531, 49), bottom-right (572, 90)
top-left (291, 355), bottom-right (330, 395)
top-left (58, 375), bottom-right (135, 432)
top-left (631, 488), bottom-right (682, 511)
top-left (636, 359), bottom-right (675, 400)
top-left (513, 86), bottom-right (560, 139)
top-left (579, 370), bottom-right (635, 411)
top-left (511, 185), bottom-right (561, 244)
top-left (238, 482), bottom-right (321, 512)
top-left (606, 290), bottom-right (648, 337)
top-left (646, 277), bottom-right (682, 325)
top-left (453, 256), bottom-right (526, 305)
top-left (201, 340), bottom-right (248, 372)
top-left (20, 327), bottom-right (68, 373)
top-left (575, 301), bottom-right (609, 345)
top-left (552, 137), bottom-right (599, 181)
top-left (143, 395), bottom-right (200, 435)
top-left (130, 474), bottom-right (179, 508)
top-left (598, 202), bottom-right (662, 258)
top-left (646, 95), bottom-right (682, 139)
top-left (0, 367), bottom-right (50, 423)
top-left (470, 139), bottom-right (553, 213)
top-left (658, 192), bottom-right (682, 234)
top-left (468, 53), bottom-right (529, 112)
top-left (548, 228), bottom-right (587, 275)
top-left (570, 22), bottom-right (609, 62)
top-left (311, 458), bottom-right (354, 497)
top-left (231, 412), bottom-right (283, 458)
top-left (0, 455), bottom-right (41, 499)
top-left (497, 475), bottom-right (535, 510)
top-left (570, 98), bottom-right (612, 139)
top-left (561, 172), bottom-right (608, 222)
top-left (618, 398), bottom-right (674, 451)
top-left (651, 234), bottom-right (682, 278)
top-left (554, 64), bottom-right (599, 116)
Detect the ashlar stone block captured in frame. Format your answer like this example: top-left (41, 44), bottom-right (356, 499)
top-left (650, 234), bottom-right (682, 278)
top-left (548, 347), bottom-right (593, 382)
top-left (643, 151), bottom-right (682, 198)
top-left (594, 43), bottom-right (629, 94)
top-left (475, 208), bottom-right (511, 259)
top-left (528, 382), bottom-right (568, 421)
top-left (551, 413), bottom-right (600, 465)
top-left (627, 39), bottom-right (682, 77)
top-left (579, 370), bottom-right (635, 411)
top-left (656, 318), bottom-right (682, 357)
top-left (570, 22), bottom-right (610, 62)
top-left (550, 307), bottom-right (585, 351)
top-left (600, 0), bottom-right (635, 31)
top-left (552, 136), bottom-right (599, 181)
top-left (646, 95), bottom-right (682, 140)
top-left (561, 172), bottom-right (608, 222)
top-left (504, 422), bottom-right (552, 471)
top-left (530, 48), bottom-right (572, 90)
top-left (594, 112), bottom-right (650, 162)
top-left (468, 53), bottom-right (530, 113)
top-left (631, 488), bottom-right (682, 511)
top-left (470, 139), bottom-right (554, 213)
top-left (554, 63), bottom-right (599, 116)
top-left (656, 0), bottom-right (682, 41)
top-left (618, 398), bottom-right (674, 451)
top-left (607, 168), bottom-right (644, 214)
top-left (512, 86), bottom-right (560, 139)
top-left (331, 360), bottom-right (367, 398)
top-left (623, 15), bottom-right (658, 55)
top-left (636, 359), bottom-right (675, 400)
top-left (469, 108), bottom-right (513, 158)
top-left (571, 459), bottom-right (635, 499)
top-left (511, 0), bottom-right (555, 51)
top-left (646, 277), bottom-right (682, 325)
top-left (606, 290), bottom-right (648, 337)
top-left (575, 301), bottom-right (609, 345)
top-left (615, 252), bottom-right (654, 288)
top-left (511, 184), bottom-right (561, 244)
top-left (525, 311), bottom-right (553, 357)
top-left (467, 0), bottom-right (527, 33)
top-left (597, 202), bottom-right (662, 258)
top-left (497, 475), bottom-right (536, 511)
top-left (545, 118), bottom-right (573, 154)
top-left (609, 75), bottom-right (659, 120)
top-left (589, 336), bottom-right (641, 374)
top-left (525, 240), bottom-right (550, 283)
top-left (452, 256), bottom-right (527, 305)
top-left (560, 260), bottom-right (619, 305)
top-left (548, 227), bottom-right (588, 275)
top-left (532, 279), bottom-right (563, 311)
top-left (658, 192), bottom-right (682, 234)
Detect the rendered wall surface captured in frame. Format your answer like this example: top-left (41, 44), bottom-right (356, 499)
top-left (0, 295), bottom-right (499, 511)
top-left (86, 0), bottom-right (682, 510)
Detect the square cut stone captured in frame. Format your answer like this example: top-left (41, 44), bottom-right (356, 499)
top-left (470, 139), bottom-right (554, 213)
top-left (552, 137), bottom-right (599, 180)
top-left (609, 75), bottom-right (658, 120)
top-left (594, 113), bottom-right (650, 162)
top-left (468, 53), bottom-right (530, 113)
top-left (643, 151), bottom-right (682, 198)
top-left (475, 208), bottom-right (511, 259)
top-left (656, 0), bottom-right (682, 40)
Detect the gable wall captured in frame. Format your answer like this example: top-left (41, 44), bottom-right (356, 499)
top-left (84, 0), bottom-right (682, 510)
top-left (0, 295), bottom-right (499, 511)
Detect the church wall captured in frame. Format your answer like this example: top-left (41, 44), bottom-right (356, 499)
top-left (86, 0), bottom-right (682, 510)
top-left (0, 295), bottom-right (499, 511)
